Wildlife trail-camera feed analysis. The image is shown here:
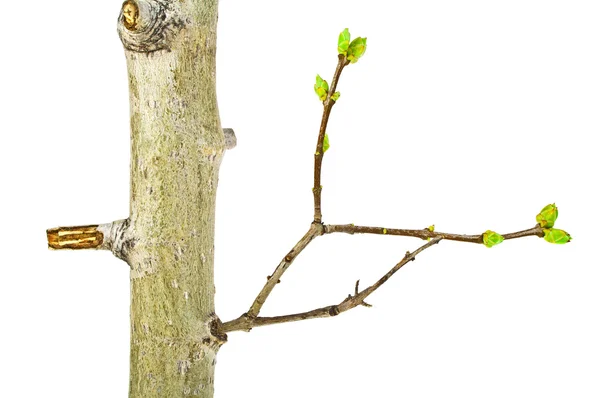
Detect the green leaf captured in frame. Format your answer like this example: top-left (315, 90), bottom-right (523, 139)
top-left (536, 203), bottom-right (558, 228)
top-left (338, 28), bottom-right (351, 55)
top-left (482, 230), bottom-right (504, 248)
top-left (347, 37), bottom-right (367, 63)
top-left (323, 134), bottom-right (330, 153)
top-left (314, 74), bottom-right (329, 101)
top-left (543, 228), bottom-right (571, 244)
top-left (331, 91), bottom-right (341, 101)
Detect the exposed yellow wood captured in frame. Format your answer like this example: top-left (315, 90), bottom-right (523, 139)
top-left (46, 225), bottom-right (103, 250)
top-left (122, 1), bottom-right (139, 31)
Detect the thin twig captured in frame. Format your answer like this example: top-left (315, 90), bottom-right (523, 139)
top-left (232, 223), bottom-right (543, 330)
top-left (224, 50), bottom-right (548, 335)
top-left (324, 224), bottom-right (544, 243)
top-left (313, 54), bottom-right (350, 223)
top-left (246, 222), bottom-right (324, 318)
top-left (221, 237), bottom-right (442, 333)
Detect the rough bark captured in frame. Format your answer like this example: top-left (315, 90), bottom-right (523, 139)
top-left (118, 1), bottom-right (224, 396)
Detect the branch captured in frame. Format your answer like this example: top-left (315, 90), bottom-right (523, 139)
top-left (46, 219), bottom-right (131, 262)
top-left (246, 222), bottom-right (324, 318)
top-left (324, 224), bottom-right (545, 243)
top-left (313, 54), bottom-right (350, 223)
top-left (221, 237), bottom-right (442, 333)
top-left (219, 31), bottom-right (568, 337)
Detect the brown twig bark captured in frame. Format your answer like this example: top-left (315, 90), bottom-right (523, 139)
top-left (246, 222), bottom-right (324, 318)
top-left (225, 222), bottom-right (545, 332)
top-left (222, 50), bottom-right (549, 337)
top-left (313, 54), bottom-right (350, 223)
top-left (221, 237), bottom-right (443, 333)
top-left (324, 224), bottom-right (545, 243)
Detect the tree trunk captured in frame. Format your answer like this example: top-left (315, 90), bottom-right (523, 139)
top-left (117, 1), bottom-right (224, 396)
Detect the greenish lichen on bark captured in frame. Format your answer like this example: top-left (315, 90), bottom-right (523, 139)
top-left (118, 0), bottom-right (225, 396)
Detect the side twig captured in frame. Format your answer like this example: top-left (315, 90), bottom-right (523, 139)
top-left (246, 222), bottom-right (324, 318)
top-left (242, 55), bottom-right (350, 320)
top-left (221, 237), bottom-right (442, 333)
top-left (313, 54), bottom-right (350, 223)
top-left (324, 224), bottom-right (544, 243)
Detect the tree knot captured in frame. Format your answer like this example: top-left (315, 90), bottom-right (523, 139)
top-left (117, 0), bottom-right (186, 53)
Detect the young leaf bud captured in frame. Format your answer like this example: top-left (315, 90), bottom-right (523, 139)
top-left (323, 134), bottom-right (330, 153)
top-left (347, 37), bottom-right (367, 63)
top-left (338, 28), bottom-right (351, 56)
top-left (425, 225), bottom-right (435, 241)
top-left (536, 203), bottom-right (558, 228)
top-left (482, 230), bottom-right (504, 248)
top-left (543, 228), bottom-right (571, 244)
top-left (314, 75), bottom-right (329, 101)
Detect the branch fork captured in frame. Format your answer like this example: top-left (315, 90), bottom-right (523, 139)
top-left (349, 280), bottom-right (372, 308)
top-left (218, 50), bottom-right (546, 336)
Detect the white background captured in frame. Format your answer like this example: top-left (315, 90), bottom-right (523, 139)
top-left (1, 1), bottom-right (598, 397)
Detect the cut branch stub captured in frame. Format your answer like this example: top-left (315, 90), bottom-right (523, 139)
top-left (47, 225), bottom-right (103, 250)
top-left (46, 219), bottom-right (132, 263)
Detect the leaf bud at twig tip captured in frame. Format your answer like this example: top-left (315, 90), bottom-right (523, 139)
top-left (482, 230), bottom-right (504, 248)
top-left (347, 37), bottom-right (367, 63)
top-left (543, 228), bottom-right (571, 244)
top-left (314, 75), bottom-right (329, 101)
top-left (338, 28), bottom-right (351, 56)
top-left (536, 203), bottom-right (558, 228)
